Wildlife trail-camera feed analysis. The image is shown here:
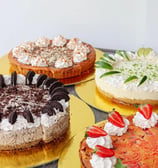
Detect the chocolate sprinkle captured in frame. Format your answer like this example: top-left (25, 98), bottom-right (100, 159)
top-left (0, 74), bottom-right (6, 88)
top-left (36, 74), bottom-right (47, 87)
top-left (51, 92), bottom-right (70, 102)
top-left (43, 78), bottom-right (57, 88)
top-left (11, 71), bottom-right (17, 86)
top-left (50, 86), bottom-right (68, 95)
top-left (23, 110), bottom-right (34, 123)
top-left (49, 81), bottom-right (63, 93)
top-left (25, 71), bottom-right (35, 85)
top-left (49, 101), bottom-right (64, 112)
top-left (42, 105), bottom-right (56, 116)
top-left (9, 111), bottom-right (17, 124)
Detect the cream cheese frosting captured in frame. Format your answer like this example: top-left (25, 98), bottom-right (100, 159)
top-left (90, 154), bottom-right (116, 168)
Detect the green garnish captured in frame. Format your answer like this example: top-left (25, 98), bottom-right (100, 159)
top-left (95, 61), bottom-right (113, 70)
top-left (138, 75), bottom-right (147, 86)
top-left (116, 50), bottom-right (124, 57)
top-left (115, 158), bottom-right (127, 168)
top-left (103, 53), bottom-right (116, 62)
top-left (124, 76), bottom-right (138, 83)
top-left (100, 71), bottom-right (121, 78)
top-left (100, 57), bottom-right (111, 64)
top-left (123, 51), bottom-right (130, 61)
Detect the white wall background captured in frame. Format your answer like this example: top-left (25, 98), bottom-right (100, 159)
top-left (0, 0), bottom-right (157, 56)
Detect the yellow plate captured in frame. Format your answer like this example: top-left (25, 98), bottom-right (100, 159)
top-left (58, 121), bottom-right (105, 168)
top-left (75, 80), bottom-right (158, 115)
top-left (0, 95), bottom-right (95, 168)
top-left (0, 49), bottom-right (103, 86)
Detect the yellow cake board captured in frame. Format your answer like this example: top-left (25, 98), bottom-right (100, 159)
top-left (0, 95), bottom-right (95, 168)
top-left (58, 121), bottom-right (105, 168)
top-left (75, 80), bottom-right (158, 116)
top-left (0, 49), bottom-right (104, 85)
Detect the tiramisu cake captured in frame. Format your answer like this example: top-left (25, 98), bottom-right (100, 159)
top-left (8, 35), bottom-right (96, 80)
top-left (0, 70), bottom-right (70, 150)
top-left (95, 48), bottom-right (158, 105)
top-left (79, 104), bottom-right (158, 168)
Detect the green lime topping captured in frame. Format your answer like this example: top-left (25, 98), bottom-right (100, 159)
top-left (103, 53), bottom-right (116, 62)
top-left (100, 71), bottom-right (121, 78)
top-left (95, 61), bottom-right (113, 70)
top-left (137, 47), bottom-right (152, 56)
top-left (124, 76), bottom-right (138, 83)
top-left (138, 75), bottom-right (147, 86)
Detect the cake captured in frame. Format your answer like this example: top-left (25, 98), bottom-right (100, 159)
top-left (79, 104), bottom-right (158, 168)
top-left (8, 35), bottom-right (96, 80)
top-left (95, 48), bottom-right (158, 105)
top-left (0, 70), bottom-right (70, 150)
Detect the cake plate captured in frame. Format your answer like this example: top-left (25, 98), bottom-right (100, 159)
top-left (0, 95), bottom-right (95, 168)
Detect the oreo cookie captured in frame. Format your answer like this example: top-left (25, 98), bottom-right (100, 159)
top-left (50, 86), bottom-right (68, 95)
top-left (49, 101), bottom-right (64, 112)
top-left (0, 74), bottom-right (6, 88)
top-left (50, 92), bottom-right (70, 102)
top-left (36, 74), bottom-right (47, 87)
top-left (42, 105), bottom-right (56, 116)
top-left (11, 71), bottom-right (17, 86)
top-left (43, 77), bottom-right (57, 88)
top-left (49, 81), bottom-right (63, 94)
top-left (25, 71), bottom-right (35, 85)
top-left (23, 110), bottom-right (34, 123)
top-left (8, 111), bottom-right (17, 124)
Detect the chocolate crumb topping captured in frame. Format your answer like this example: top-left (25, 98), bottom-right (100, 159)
top-left (43, 78), bottom-right (57, 88)
top-left (23, 110), bottom-right (34, 123)
top-left (42, 105), bottom-right (56, 116)
top-left (49, 101), bottom-right (64, 112)
top-left (0, 74), bottom-right (6, 88)
top-left (9, 111), bottom-right (17, 124)
top-left (36, 74), bottom-right (47, 87)
top-left (11, 71), bottom-right (17, 86)
top-left (49, 81), bottom-right (63, 94)
top-left (25, 71), bottom-right (35, 85)
top-left (51, 92), bottom-right (70, 102)
top-left (50, 86), bottom-right (68, 95)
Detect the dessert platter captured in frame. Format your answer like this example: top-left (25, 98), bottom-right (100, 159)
top-left (0, 70), bottom-right (95, 167)
top-left (59, 104), bottom-right (158, 168)
top-left (8, 35), bottom-right (101, 85)
top-left (75, 48), bottom-right (158, 115)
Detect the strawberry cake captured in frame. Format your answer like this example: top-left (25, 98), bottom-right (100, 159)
top-left (0, 70), bottom-right (70, 150)
top-left (79, 104), bottom-right (158, 168)
top-left (8, 35), bottom-right (96, 80)
top-left (95, 48), bottom-right (158, 105)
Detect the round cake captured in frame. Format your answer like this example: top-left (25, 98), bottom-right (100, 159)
top-left (95, 48), bottom-right (158, 105)
top-left (0, 71), bottom-right (70, 150)
top-left (8, 35), bottom-right (96, 80)
top-left (79, 104), bottom-right (158, 168)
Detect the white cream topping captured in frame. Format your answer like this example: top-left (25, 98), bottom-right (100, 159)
top-left (30, 56), bottom-right (48, 67)
top-left (86, 135), bottom-right (113, 150)
top-left (35, 37), bottom-right (50, 48)
top-left (90, 154), bottom-right (116, 168)
top-left (133, 112), bottom-right (158, 129)
top-left (104, 118), bottom-right (129, 136)
top-left (55, 56), bottom-right (73, 68)
top-left (95, 50), bottom-right (158, 101)
top-left (52, 35), bottom-right (67, 47)
top-left (20, 41), bottom-right (35, 52)
top-left (67, 38), bottom-right (81, 50)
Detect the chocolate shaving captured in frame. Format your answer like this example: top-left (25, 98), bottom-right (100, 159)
top-left (23, 110), bottom-right (34, 123)
top-left (49, 101), bottom-right (64, 112)
top-left (49, 81), bottom-right (63, 93)
top-left (43, 78), bottom-right (57, 88)
top-left (36, 74), bottom-right (47, 87)
top-left (25, 71), bottom-right (35, 85)
top-left (9, 111), bottom-right (17, 124)
top-left (42, 105), bottom-right (56, 116)
top-left (50, 86), bottom-right (68, 95)
top-left (51, 92), bottom-right (70, 102)
top-left (11, 71), bottom-right (17, 86)
top-left (0, 74), bottom-right (6, 88)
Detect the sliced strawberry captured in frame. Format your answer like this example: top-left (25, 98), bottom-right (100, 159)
top-left (108, 110), bottom-right (125, 128)
top-left (138, 104), bottom-right (152, 119)
top-left (85, 126), bottom-right (107, 138)
top-left (94, 145), bottom-right (115, 158)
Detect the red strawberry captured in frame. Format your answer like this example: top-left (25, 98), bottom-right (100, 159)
top-left (94, 145), bottom-right (115, 158)
top-left (138, 104), bottom-right (152, 119)
top-left (85, 126), bottom-right (107, 138)
top-left (108, 110), bottom-right (125, 128)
